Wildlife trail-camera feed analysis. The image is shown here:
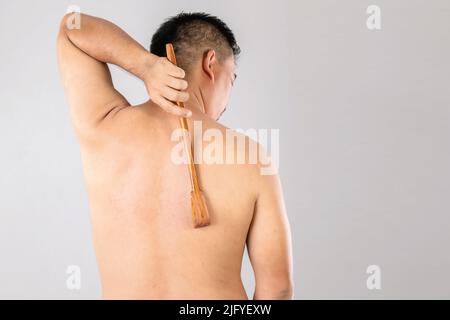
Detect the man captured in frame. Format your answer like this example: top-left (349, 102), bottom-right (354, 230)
top-left (57, 11), bottom-right (293, 299)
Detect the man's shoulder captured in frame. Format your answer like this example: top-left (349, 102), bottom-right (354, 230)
top-left (74, 102), bottom-right (163, 149)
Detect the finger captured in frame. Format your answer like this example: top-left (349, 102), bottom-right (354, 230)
top-left (155, 96), bottom-right (192, 117)
top-left (166, 61), bottom-right (186, 78)
top-left (161, 86), bottom-right (189, 103)
top-left (166, 76), bottom-right (188, 90)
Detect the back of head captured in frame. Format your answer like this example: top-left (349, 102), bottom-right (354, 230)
top-left (150, 12), bottom-right (240, 74)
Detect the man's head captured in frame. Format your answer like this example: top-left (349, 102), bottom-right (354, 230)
top-left (150, 12), bottom-right (240, 120)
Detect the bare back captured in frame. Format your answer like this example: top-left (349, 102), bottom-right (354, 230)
top-left (79, 103), bottom-right (258, 299)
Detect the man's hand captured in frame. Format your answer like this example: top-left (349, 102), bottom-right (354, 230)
top-left (140, 55), bottom-right (191, 117)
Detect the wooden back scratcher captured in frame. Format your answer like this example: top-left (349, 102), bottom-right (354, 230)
top-left (166, 43), bottom-right (210, 228)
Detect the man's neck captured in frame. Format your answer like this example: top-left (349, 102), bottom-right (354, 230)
top-left (184, 85), bottom-right (206, 114)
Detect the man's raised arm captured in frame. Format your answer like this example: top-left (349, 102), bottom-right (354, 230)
top-left (57, 13), bottom-right (190, 136)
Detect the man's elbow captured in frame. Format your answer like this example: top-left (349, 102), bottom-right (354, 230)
top-left (254, 281), bottom-right (295, 300)
top-left (275, 286), bottom-right (294, 300)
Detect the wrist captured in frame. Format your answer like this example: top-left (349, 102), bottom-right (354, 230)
top-left (134, 51), bottom-right (157, 80)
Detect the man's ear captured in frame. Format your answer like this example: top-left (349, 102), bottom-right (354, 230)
top-left (202, 50), bottom-right (216, 83)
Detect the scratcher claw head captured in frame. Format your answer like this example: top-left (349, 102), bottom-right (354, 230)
top-left (191, 190), bottom-right (210, 228)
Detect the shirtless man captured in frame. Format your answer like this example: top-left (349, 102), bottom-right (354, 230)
top-left (57, 12), bottom-right (293, 300)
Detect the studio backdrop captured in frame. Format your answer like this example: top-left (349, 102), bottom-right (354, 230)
top-left (0, 0), bottom-right (449, 299)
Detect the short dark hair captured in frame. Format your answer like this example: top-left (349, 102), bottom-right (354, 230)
top-left (150, 12), bottom-right (240, 72)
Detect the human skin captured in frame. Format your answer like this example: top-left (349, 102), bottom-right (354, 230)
top-left (57, 13), bottom-right (293, 299)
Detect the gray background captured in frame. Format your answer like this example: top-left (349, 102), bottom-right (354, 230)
top-left (0, 0), bottom-right (449, 299)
